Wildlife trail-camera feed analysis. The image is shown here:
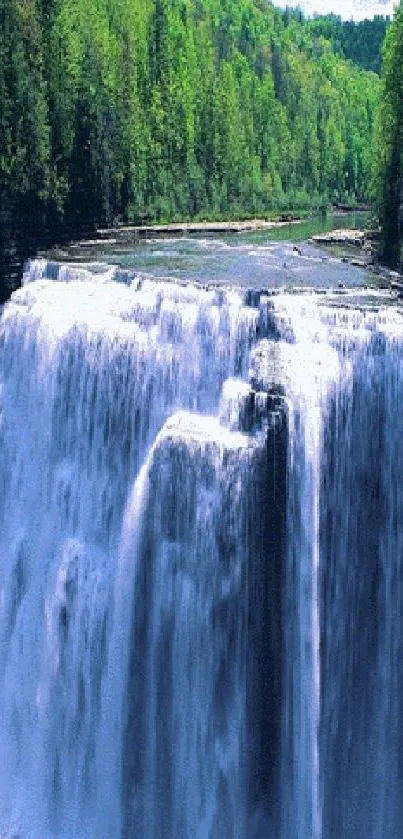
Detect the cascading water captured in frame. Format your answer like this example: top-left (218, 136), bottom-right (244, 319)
top-left (0, 257), bottom-right (402, 838)
top-left (0, 263), bottom-right (279, 839)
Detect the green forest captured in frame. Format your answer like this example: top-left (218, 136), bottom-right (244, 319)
top-left (376, 2), bottom-right (403, 266)
top-left (302, 13), bottom-right (389, 74)
top-left (0, 0), bottom-right (401, 265)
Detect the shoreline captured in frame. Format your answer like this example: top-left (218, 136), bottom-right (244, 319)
top-left (52, 210), bottom-right (367, 256)
top-left (308, 228), bottom-right (403, 292)
top-left (87, 217), bottom-right (304, 246)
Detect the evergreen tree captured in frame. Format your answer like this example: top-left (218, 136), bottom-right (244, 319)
top-left (0, 0), bottom-right (50, 222)
top-left (376, 1), bottom-right (403, 266)
top-left (0, 0), bottom-right (385, 232)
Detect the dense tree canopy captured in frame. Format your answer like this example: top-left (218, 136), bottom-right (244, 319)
top-left (302, 13), bottom-right (390, 75)
top-left (376, 1), bottom-right (403, 267)
top-left (0, 0), bottom-right (383, 232)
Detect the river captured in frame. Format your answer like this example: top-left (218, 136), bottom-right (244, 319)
top-left (44, 211), bottom-right (374, 291)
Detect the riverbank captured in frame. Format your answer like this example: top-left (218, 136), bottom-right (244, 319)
top-left (49, 210), bottom-right (369, 258)
top-left (308, 227), bottom-right (403, 292)
top-left (61, 217), bottom-right (304, 253)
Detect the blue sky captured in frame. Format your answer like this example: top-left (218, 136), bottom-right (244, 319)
top-left (274, 0), bottom-right (397, 20)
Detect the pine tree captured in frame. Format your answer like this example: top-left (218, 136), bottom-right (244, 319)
top-left (376, 1), bottom-right (403, 266)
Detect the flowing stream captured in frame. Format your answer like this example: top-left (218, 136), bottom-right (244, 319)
top-left (0, 248), bottom-right (401, 838)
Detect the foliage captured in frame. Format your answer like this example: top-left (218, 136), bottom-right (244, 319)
top-left (302, 13), bottom-right (390, 75)
top-left (0, 0), bottom-right (383, 230)
top-left (376, 1), bottom-right (403, 267)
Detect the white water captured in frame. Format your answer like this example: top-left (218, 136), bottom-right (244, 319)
top-left (0, 266), bottom-right (267, 838)
top-left (277, 293), bottom-right (403, 839)
top-left (0, 261), bottom-right (402, 837)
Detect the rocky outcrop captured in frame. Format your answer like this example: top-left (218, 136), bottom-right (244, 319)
top-left (310, 229), bottom-right (366, 248)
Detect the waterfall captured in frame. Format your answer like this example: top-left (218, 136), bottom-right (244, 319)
top-left (0, 261), bottom-right (402, 838)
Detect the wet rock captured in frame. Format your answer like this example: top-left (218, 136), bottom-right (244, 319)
top-left (310, 229), bottom-right (366, 247)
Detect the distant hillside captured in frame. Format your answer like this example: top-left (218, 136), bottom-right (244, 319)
top-left (301, 12), bottom-right (391, 75)
top-left (375, 1), bottom-right (403, 266)
top-left (0, 0), bottom-right (381, 236)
